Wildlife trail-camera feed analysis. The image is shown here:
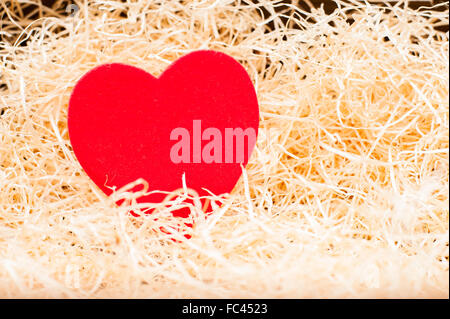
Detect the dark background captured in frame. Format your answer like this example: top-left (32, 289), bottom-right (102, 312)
top-left (0, 0), bottom-right (448, 45)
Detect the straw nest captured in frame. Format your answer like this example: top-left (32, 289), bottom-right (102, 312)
top-left (0, 0), bottom-right (448, 297)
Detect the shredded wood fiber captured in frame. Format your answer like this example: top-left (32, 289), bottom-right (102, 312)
top-left (0, 0), bottom-right (448, 298)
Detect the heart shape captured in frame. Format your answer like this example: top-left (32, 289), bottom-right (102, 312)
top-left (68, 50), bottom-right (259, 216)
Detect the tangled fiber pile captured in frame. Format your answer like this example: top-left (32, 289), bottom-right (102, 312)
top-left (0, 0), bottom-right (448, 298)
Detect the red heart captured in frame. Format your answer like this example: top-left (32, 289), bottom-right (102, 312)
top-left (68, 51), bottom-right (259, 217)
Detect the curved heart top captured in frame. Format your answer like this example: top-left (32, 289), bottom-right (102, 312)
top-left (68, 50), bottom-right (259, 216)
